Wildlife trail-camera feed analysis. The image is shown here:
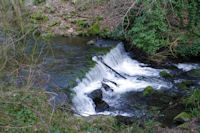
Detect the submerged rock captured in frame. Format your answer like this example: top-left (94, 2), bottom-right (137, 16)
top-left (87, 40), bottom-right (95, 45)
top-left (160, 71), bottom-right (173, 79)
top-left (187, 69), bottom-right (200, 78)
top-left (174, 112), bottom-right (191, 123)
top-left (143, 86), bottom-right (154, 96)
top-left (176, 80), bottom-right (195, 91)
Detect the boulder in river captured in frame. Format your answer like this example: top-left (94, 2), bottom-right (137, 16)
top-left (88, 89), bottom-right (109, 112)
top-left (95, 100), bottom-right (110, 112)
top-left (143, 86), bottom-right (154, 96)
top-left (160, 71), bottom-right (173, 79)
top-left (187, 69), bottom-right (200, 78)
top-left (88, 89), bottom-right (102, 100)
top-left (176, 80), bottom-right (196, 91)
top-left (87, 40), bottom-right (95, 45)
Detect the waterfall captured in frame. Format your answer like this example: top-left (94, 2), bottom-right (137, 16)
top-left (72, 43), bottom-right (172, 116)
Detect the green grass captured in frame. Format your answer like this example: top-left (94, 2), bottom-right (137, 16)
top-left (0, 80), bottom-right (159, 132)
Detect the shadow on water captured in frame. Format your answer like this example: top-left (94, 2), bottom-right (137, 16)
top-left (41, 36), bottom-right (118, 90)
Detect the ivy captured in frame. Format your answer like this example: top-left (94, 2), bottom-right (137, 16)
top-left (127, 0), bottom-right (169, 54)
top-left (110, 0), bottom-right (200, 57)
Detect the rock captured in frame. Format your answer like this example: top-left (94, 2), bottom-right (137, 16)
top-left (176, 80), bottom-right (195, 91)
top-left (87, 23), bottom-right (100, 35)
top-left (95, 100), bottom-right (109, 112)
top-left (160, 71), bottom-right (173, 79)
top-left (177, 122), bottom-right (190, 130)
top-left (174, 112), bottom-right (191, 123)
top-left (143, 86), bottom-right (154, 96)
top-left (88, 89), bottom-right (109, 112)
top-left (188, 69), bottom-right (200, 78)
top-left (87, 40), bottom-right (95, 45)
top-left (88, 89), bottom-right (102, 100)
top-left (102, 83), bottom-right (113, 92)
top-left (103, 79), bottom-right (117, 86)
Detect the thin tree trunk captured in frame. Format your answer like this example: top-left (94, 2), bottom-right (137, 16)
top-left (11, 0), bottom-right (24, 32)
top-left (19, 0), bottom-right (25, 11)
top-left (0, 0), bottom-right (8, 30)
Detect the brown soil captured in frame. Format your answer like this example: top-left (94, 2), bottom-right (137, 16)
top-left (29, 0), bottom-right (131, 36)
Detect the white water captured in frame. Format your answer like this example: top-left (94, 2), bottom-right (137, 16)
top-left (175, 63), bottom-right (200, 71)
top-left (72, 43), bottom-right (172, 116)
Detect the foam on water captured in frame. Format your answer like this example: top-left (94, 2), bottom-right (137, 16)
top-left (72, 43), bottom-right (172, 116)
top-left (175, 63), bottom-right (200, 71)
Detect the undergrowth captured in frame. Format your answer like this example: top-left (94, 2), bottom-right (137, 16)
top-left (110, 0), bottom-right (200, 58)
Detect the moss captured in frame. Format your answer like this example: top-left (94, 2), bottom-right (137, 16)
top-left (65, 26), bottom-right (70, 29)
top-left (159, 96), bottom-right (171, 103)
top-left (33, 0), bottom-right (45, 4)
top-left (71, 20), bottom-right (77, 24)
top-left (77, 20), bottom-right (84, 26)
top-left (151, 55), bottom-right (167, 62)
top-left (48, 21), bottom-right (61, 27)
top-left (96, 16), bottom-right (103, 21)
top-left (143, 86), bottom-right (154, 96)
top-left (50, 9), bottom-right (55, 14)
top-left (44, 6), bottom-right (50, 13)
top-left (160, 71), bottom-right (173, 79)
top-left (197, 126), bottom-right (200, 132)
top-left (31, 13), bottom-right (43, 20)
top-left (31, 13), bottom-right (49, 23)
top-left (174, 112), bottom-right (191, 122)
top-left (88, 23), bottom-right (100, 35)
top-left (176, 80), bottom-right (195, 91)
top-left (178, 123), bottom-right (190, 130)
top-left (188, 69), bottom-right (200, 77)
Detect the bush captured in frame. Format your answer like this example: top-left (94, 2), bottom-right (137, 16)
top-left (110, 0), bottom-right (200, 58)
top-left (127, 1), bottom-right (169, 54)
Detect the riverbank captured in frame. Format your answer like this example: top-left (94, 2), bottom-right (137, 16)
top-left (26, 0), bottom-right (126, 37)
top-left (26, 0), bottom-right (200, 64)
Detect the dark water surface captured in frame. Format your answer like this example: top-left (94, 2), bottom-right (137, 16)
top-left (13, 35), bottom-right (200, 127)
top-left (38, 36), bottom-right (118, 92)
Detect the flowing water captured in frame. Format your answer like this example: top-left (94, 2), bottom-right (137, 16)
top-left (34, 36), bottom-right (200, 120)
top-left (72, 43), bottom-right (174, 116)
top-left (10, 35), bottom-right (200, 126)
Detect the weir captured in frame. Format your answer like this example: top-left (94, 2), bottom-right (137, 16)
top-left (72, 43), bottom-right (172, 116)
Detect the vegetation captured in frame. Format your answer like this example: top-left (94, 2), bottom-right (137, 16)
top-left (110, 0), bottom-right (200, 59)
top-left (143, 86), bottom-right (154, 96)
top-left (33, 0), bottom-right (45, 4)
top-left (160, 71), bottom-right (173, 79)
top-left (0, 0), bottom-right (200, 132)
